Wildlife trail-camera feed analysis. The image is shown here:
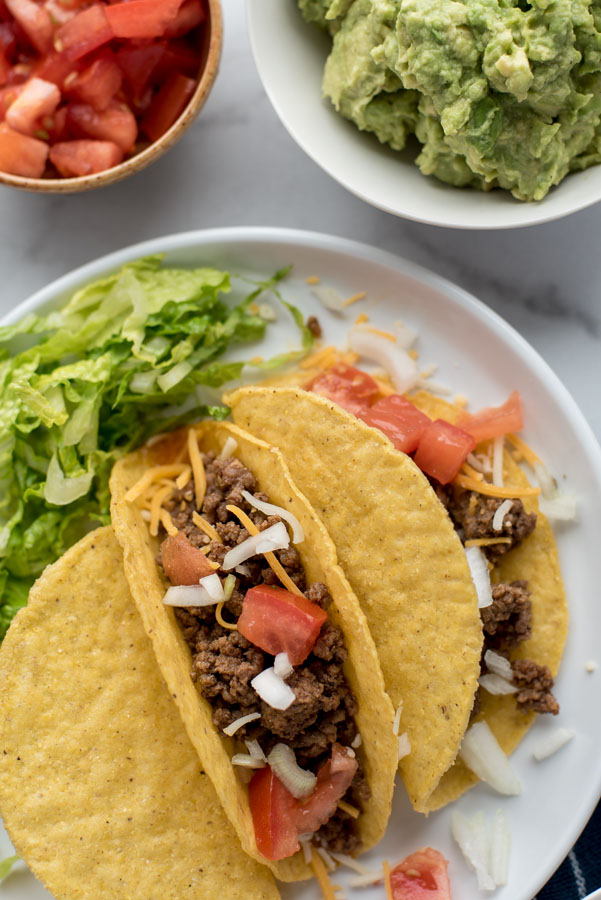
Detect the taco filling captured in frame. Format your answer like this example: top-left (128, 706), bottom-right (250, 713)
top-left (154, 451), bottom-right (368, 859)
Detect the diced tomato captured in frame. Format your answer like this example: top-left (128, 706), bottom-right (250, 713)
top-left (0, 120), bottom-right (47, 174)
top-left (163, 0), bottom-right (204, 38)
top-left (42, 102), bottom-right (66, 139)
top-left (43, 0), bottom-right (75, 27)
top-left (5, 75), bottom-right (59, 133)
top-left (0, 23), bottom-right (17, 61)
top-left (154, 37), bottom-right (200, 78)
top-left (295, 744), bottom-right (358, 835)
top-left (34, 51), bottom-right (76, 88)
top-left (390, 848), bottom-right (452, 899)
top-left (160, 532), bottom-right (215, 585)
top-left (65, 54), bottom-right (122, 110)
top-left (4, 0), bottom-right (52, 55)
top-left (49, 137), bottom-right (122, 175)
top-left (67, 100), bottom-right (137, 152)
top-left (237, 584), bottom-right (327, 665)
top-left (458, 389), bottom-right (523, 445)
top-left (105, 0), bottom-right (182, 39)
top-left (306, 364), bottom-right (380, 416)
top-left (248, 766), bottom-right (300, 861)
top-left (359, 394), bottom-right (431, 454)
top-left (116, 41), bottom-right (164, 101)
top-left (0, 82), bottom-right (22, 119)
top-left (413, 419), bottom-right (476, 485)
top-left (56, 5), bottom-right (113, 61)
top-left (140, 68), bottom-right (194, 141)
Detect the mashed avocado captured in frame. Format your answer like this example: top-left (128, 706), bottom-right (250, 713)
top-left (298, 0), bottom-right (601, 200)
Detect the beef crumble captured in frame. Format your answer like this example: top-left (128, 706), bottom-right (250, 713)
top-left (512, 659), bottom-right (559, 715)
top-left (481, 581), bottom-right (533, 651)
top-left (162, 452), bottom-right (367, 854)
top-left (447, 491), bottom-right (537, 564)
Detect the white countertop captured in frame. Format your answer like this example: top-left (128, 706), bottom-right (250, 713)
top-left (0, 0), bottom-right (599, 442)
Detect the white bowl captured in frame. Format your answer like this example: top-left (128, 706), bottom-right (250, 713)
top-left (246, 0), bottom-right (601, 229)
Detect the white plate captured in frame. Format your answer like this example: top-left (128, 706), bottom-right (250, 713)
top-left (246, 0), bottom-right (601, 230)
top-left (1, 227), bottom-right (600, 900)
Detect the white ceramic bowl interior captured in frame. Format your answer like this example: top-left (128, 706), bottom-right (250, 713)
top-left (246, 0), bottom-right (601, 229)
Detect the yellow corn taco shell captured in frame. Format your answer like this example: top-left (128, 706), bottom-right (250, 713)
top-left (226, 386), bottom-right (483, 813)
top-left (109, 422), bottom-right (398, 881)
top-left (0, 526), bottom-right (280, 900)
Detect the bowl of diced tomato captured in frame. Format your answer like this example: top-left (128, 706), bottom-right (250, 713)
top-left (0, 0), bottom-right (221, 190)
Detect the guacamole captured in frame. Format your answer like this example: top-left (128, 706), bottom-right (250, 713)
top-left (298, 0), bottom-right (601, 201)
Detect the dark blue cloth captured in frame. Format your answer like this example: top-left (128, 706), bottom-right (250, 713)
top-left (537, 800), bottom-right (601, 899)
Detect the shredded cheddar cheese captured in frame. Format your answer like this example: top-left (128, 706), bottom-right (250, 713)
top-left (300, 345), bottom-right (337, 370)
top-left (305, 276), bottom-right (320, 284)
top-left (454, 473), bottom-right (540, 498)
top-left (461, 462), bottom-right (485, 482)
top-left (354, 312), bottom-right (369, 325)
top-left (310, 849), bottom-right (337, 900)
top-left (187, 429), bottom-right (207, 510)
top-left (337, 800), bottom-right (360, 819)
top-left (464, 537), bottom-right (513, 547)
top-left (225, 505), bottom-right (303, 596)
top-left (215, 601), bottom-right (238, 630)
top-left (158, 508), bottom-right (178, 536)
top-left (149, 484), bottom-right (173, 537)
top-left (192, 511), bottom-right (222, 544)
top-left (372, 377), bottom-right (395, 396)
top-left (383, 860), bottom-right (393, 900)
top-left (343, 291), bottom-right (367, 306)
top-left (341, 351), bottom-right (360, 365)
top-left (506, 432), bottom-right (542, 467)
top-left (409, 348), bottom-right (419, 360)
top-left (125, 464), bottom-right (190, 503)
top-left (250, 356), bottom-right (264, 365)
top-left (175, 466), bottom-right (192, 490)
top-left (248, 302), bottom-right (259, 314)
top-left (366, 327), bottom-right (396, 342)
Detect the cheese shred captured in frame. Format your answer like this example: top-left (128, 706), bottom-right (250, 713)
top-left (343, 291), bottom-right (367, 306)
top-left (337, 800), bottom-right (360, 819)
top-left (383, 860), bottom-right (393, 900)
top-left (149, 484), bottom-right (173, 536)
top-left (125, 464), bottom-right (190, 503)
top-left (506, 432), bottom-right (542, 467)
top-left (311, 849), bottom-right (338, 900)
top-left (192, 511), bottom-right (222, 544)
top-left (215, 602), bottom-right (238, 631)
top-left (158, 509), bottom-right (178, 536)
top-left (187, 429), bottom-right (207, 509)
top-left (464, 537), bottom-right (513, 548)
top-left (225, 505), bottom-right (302, 595)
top-left (453, 474), bottom-right (540, 499)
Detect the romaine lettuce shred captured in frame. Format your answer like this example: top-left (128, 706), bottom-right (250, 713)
top-left (0, 256), bottom-right (311, 639)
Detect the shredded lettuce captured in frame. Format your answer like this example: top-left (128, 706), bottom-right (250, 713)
top-left (0, 855), bottom-right (19, 881)
top-left (0, 257), bottom-right (310, 639)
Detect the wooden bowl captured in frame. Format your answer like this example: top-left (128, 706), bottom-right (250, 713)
top-left (0, 0), bottom-right (222, 193)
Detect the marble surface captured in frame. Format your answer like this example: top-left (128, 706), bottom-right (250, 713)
top-left (0, 0), bottom-right (599, 448)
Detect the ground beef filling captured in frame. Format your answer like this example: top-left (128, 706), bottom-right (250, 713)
top-left (161, 453), bottom-right (366, 855)
top-left (448, 491), bottom-right (537, 564)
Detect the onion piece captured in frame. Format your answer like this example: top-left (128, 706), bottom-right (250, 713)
top-left (163, 583), bottom-right (221, 608)
top-left (393, 700), bottom-right (403, 736)
top-left (311, 285), bottom-right (346, 311)
top-left (492, 499), bottom-right (513, 532)
top-left (218, 437), bottom-right (238, 460)
top-left (258, 302), bottom-right (277, 321)
top-left (479, 673), bottom-right (517, 695)
top-left (348, 327), bottom-right (419, 393)
top-left (222, 521), bottom-right (290, 570)
top-left (539, 494), bottom-right (577, 521)
top-left (532, 727), bottom-right (575, 761)
top-left (490, 809), bottom-right (511, 886)
top-left (267, 743), bottom-right (317, 798)
top-left (316, 846), bottom-right (336, 871)
top-left (199, 573), bottom-right (224, 602)
top-left (465, 546), bottom-right (493, 608)
top-left (299, 837), bottom-right (313, 865)
top-left (395, 322), bottom-right (418, 350)
top-left (533, 461), bottom-right (557, 499)
top-left (451, 810), bottom-right (496, 891)
top-left (274, 652), bottom-right (293, 679)
top-left (235, 564), bottom-right (251, 576)
top-left (484, 649), bottom-right (513, 681)
top-left (223, 712), bottom-right (261, 736)
top-left (252, 667), bottom-right (295, 710)
top-left (241, 490), bottom-right (304, 543)
top-left (459, 721), bottom-right (521, 795)
top-left (330, 853), bottom-right (378, 877)
top-left (245, 739), bottom-right (267, 761)
top-left (492, 436), bottom-right (504, 487)
top-left (347, 872), bottom-right (383, 888)
top-left (231, 753), bottom-right (265, 769)
top-left (351, 733), bottom-right (362, 749)
top-left (398, 732), bottom-right (411, 761)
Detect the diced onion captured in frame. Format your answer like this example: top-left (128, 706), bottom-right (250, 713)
top-left (533, 462), bottom-right (557, 499)
top-left (451, 810), bottom-right (496, 891)
top-left (348, 327), bottom-right (419, 394)
top-left (347, 872), bottom-right (383, 888)
top-left (316, 847), bottom-right (336, 871)
top-left (163, 583), bottom-right (221, 608)
top-left (398, 732), bottom-right (411, 761)
top-left (199, 573), bottom-right (224, 602)
top-left (393, 701), bottom-right (403, 736)
top-left (492, 436), bottom-right (504, 487)
top-left (222, 521), bottom-right (290, 570)
top-left (258, 303), bottom-right (277, 321)
top-left (351, 733), bottom-right (362, 749)
top-left (299, 837), bottom-right (313, 865)
top-left (532, 727), bottom-right (575, 761)
top-left (252, 667), bottom-right (296, 710)
top-left (330, 853), bottom-right (378, 877)
top-left (267, 743), bottom-right (317, 798)
top-left (490, 809), bottom-right (511, 886)
top-left (235, 564), bottom-right (251, 576)
top-left (465, 546), bottom-right (493, 608)
top-left (466, 452), bottom-right (487, 474)
top-left (484, 649), bottom-right (513, 681)
top-left (156, 361), bottom-right (192, 393)
top-left (395, 322), bottom-right (418, 350)
top-left (459, 721), bottom-right (521, 795)
top-left (274, 652), bottom-right (294, 679)
top-left (223, 574), bottom-right (237, 602)
top-left (219, 437), bottom-right (238, 460)
top-left (231, 753), bottom-right (265, 769)
top-left (241, 490), bottom-right (305, 543)
top-left (539, 494), bottom-right (577, 521)
top-left (479, 673), bottom-right (517, 695)
top-left (245, 739), bottom-right (267, 761)
top-left (492, 499), bottom-right (513, 532)
top-left (222, 712), bottom-right (261, 736)
top-left (312, 285), bottom-right (346, 311)
top-left (416, 377), bottom-right (452, 396)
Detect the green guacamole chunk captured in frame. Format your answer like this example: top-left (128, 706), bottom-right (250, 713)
top-left (298, 0), bottom-right (601, 200)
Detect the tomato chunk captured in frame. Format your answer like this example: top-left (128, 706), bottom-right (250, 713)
top-left (295, 744), bottom-right (358, 835)
top-left (248, 766), bottom-right (299, 861)
top-left (413, 419), bottom-right (476, 485)
top-left (67, 100), bottom-right (137, 152)
top-left (390, 848), bottom-right (451, 899)
top-left (237, 585), bottom-right (327, 665)
top-left (65, 55), bottom-right (122, 111)
top-left (306, 364), bottom-right (380, 416)
top-left (458, 390), bottom-right (523, 444)
top-left (57, 5), bottom-right (113, 61)
top-left (49, 138), bottom-right (122, 175)
top-left (34, 52), bottom-right (76, 88)
top-left (0, 121), bottom-right (47, 175)
top-left (139, 68), bottom-right (194, 141)
top-left (359, 394), bottom-right (431, 454)
top-left (116, 42), bottom-right (165, 101)
top-left (161, 532), bottom-right (215, 585)
top-left (0, 83), bottom-right (23, 121)
top-left (164, 0), bottom-right (205, 37)
top-left (105, 0), bottom-right (182, 39)
top-left (5, 0), bottom-right (52, 55)
top-left (5, 76), bottom-right (59, 134)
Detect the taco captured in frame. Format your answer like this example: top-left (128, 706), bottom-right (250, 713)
top-left (225, 363), bottom-right (568, 812)
top-left (109, 422), bottom-right (398, 881)
top-left (0, 527), bottom-right (280, 900)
